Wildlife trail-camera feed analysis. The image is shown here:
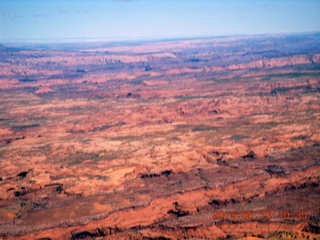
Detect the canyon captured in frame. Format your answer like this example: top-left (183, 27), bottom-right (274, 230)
top-left (0, 33), bottom-right (319, 239)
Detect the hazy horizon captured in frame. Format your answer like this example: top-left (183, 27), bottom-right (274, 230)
top-left (1, 0), bottom-right (320, 43)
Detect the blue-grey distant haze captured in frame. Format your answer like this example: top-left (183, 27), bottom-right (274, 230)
top-left (0, 0), bottom-right (319, 42)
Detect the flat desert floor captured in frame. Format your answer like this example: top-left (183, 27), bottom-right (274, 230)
top-left (0, 34), bottom-right (319, 239)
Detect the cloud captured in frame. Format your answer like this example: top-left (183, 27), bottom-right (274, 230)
top-left (57, 9), bottom-right (89, 15)
top-left (2, 11), bottom-right (19, 21)
top-left (32, 13), bottom-right (49, 24)
top-left (3, 11), bottom-right (15, 17)
top-left (32, 14), bottom-right (49, 17)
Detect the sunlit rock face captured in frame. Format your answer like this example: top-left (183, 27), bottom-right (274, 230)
top-left (0, 34), bottom-right (319, 239)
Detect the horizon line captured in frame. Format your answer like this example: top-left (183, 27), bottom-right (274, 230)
top-left (1, 30), bottom-right (320, 45)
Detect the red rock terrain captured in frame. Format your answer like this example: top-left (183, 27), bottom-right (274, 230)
top-left (0, 34), bottom-right (319, 239)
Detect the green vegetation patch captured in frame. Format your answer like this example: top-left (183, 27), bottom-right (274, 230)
top-left (11, 124), bottom-right (40, 131)
top-left (174, 124), bottom-right (194, 130)
top-left (0, 150), bottom-right (5, 158)
top-left (230, 135), bottom-right (248, 141)
top-left (271, 85), bottom-right (312, 94)
top-left (61, 150), bottom-right (123, 165)
top-left (110, 135), bottom-right (138, 141)
top-left (170, 136), bottom-right (181, 141)
top-left (94, 122), bottom-right (125, 132)
top-left (99, 150), bottom-right (122, 161)
top-left (174, 95), bottom-right (211, 101)
top-left (18, 78), bottom-right (37, 83)
top-left (192, 125), bottom-right (220, 132)
top-left (265, 71), bottom-right (320, 79)
top-left (63, 151), bottom-right (100, 166)
top-left (94, 125), bottom-right (111, 131)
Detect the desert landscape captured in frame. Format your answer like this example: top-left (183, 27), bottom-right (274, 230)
top-left (0, 33), bottom-right (319, 239)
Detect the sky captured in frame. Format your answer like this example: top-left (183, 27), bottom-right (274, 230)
top-left (0, 0), bottom-right (320, 42)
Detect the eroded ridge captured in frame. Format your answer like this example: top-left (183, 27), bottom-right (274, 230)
top-left (0, 34), bottom-right (319, 239)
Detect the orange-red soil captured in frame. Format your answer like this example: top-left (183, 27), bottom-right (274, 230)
top-left (0, 34), bottom-right (319, 239)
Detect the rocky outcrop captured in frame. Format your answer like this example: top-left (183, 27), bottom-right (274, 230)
top-left (0, 34), bottom-right (319, 239)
